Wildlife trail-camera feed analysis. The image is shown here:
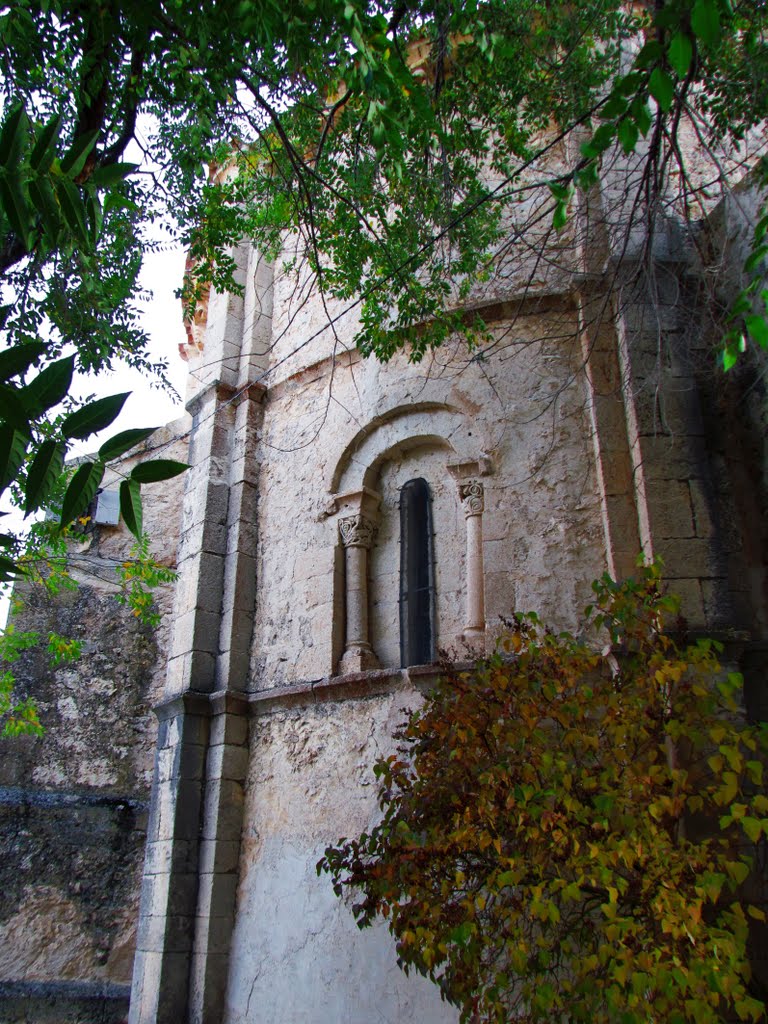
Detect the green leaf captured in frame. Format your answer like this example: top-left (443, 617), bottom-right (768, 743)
top-left (85, 192), bottom-right (102, 245)
top-left (28, 177), bottom-right (62, 240)
top-left (448, 922), bottom-right (473, 947)
top-left (691, 0), bottom-right (722, 47)
top-left (741, 817), bottom-right (763, 842)
top-left (632, 99), bottom-right (652, 136)
top-left (60, 459), bottom-right (105, 525)
top-left (725, 859), bottom-right (749, 885)
top-left (0, 424), bottom-right (29, 492)
top-left (575, 160), bottom-right (598, 190)
top-left (20, 355), bottom-right (75, 417)
top-left (59, 129), bottom-right (99, 177)
top-left (0, 102), bottom-right (28, 169)
top-left (120, 477), bottom-right (142, 537)
top-left (24, 439), bottom-right (65, 514)
top-left (98, 426), bottom-right (157, 462)
top-left (548, 181), bottom-right (571, 202)
top-left (634, 40), bottom-right (662, 69)
top-left (649, 68), bottom-right (675, 112)
top-left (618, 119), bottom-right (639, 154)
top-left (722, 344), bottom-right (739, 371)
top-left (668, 32), bottom-right (693, 78)
top-left (616, 72), bottom-right (643, 98)
top-left (583, 123), bottom-right (615, 158)
top-left (0, 384), bottom-right (32, 431)
top-left (553, 201), bottom-right (569, 231)
top-left (600, 93), bottom-right (628, 120)
top-left (0, 176), bottom-right (34, 251)
top-left (744, 245), bottom-right (768, 274)
top-left (745, 315), bottom-right (768, 349)
top-left (130, 459), bottom-right (188, 484)
top-left (54, 178), bottom-right (90, 247)
top-left (0, 341), bottom-right (46, 384)
top-left (29, 114), bottom-right (62, 171)
top-left (61, 392), bottom-right (129, 440)
top-left (0, 554), bottom-right (26, 583)
top-left (88, 162), bottom-right (138, 187)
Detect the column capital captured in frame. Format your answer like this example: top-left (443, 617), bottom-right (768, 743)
top-left (339, 514), bottom-right (377, 549)
top-left (459, 480), bottom-right (485, 518)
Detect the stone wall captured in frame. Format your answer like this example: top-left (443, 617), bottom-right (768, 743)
top-left (250, 305), bottom-right (606, 694)
top-left (3, 160), bottom-right (768, 1024)
top-left (0, 424), bottom-right (188, 1024)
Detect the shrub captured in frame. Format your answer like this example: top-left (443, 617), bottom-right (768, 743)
top-left (320, 564), bottom-right (768, 1023)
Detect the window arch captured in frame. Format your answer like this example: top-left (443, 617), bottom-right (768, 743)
top-left (399, 478), bottom-right (436, 667)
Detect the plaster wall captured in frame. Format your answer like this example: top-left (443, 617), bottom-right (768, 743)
top-left (251, 307), bottom-right (606, 691)
top-left (226, 687), bottom-right (459, 1024)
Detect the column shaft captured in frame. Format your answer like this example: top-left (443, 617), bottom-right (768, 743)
top-left (338, 513), bottom-right (379, 673)
top-left (459, 481), bottom-right (486, 641)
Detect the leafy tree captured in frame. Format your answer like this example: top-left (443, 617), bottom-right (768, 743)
top-left (320, 564), bottom-right (768, 1024)
top-left (1, 3), bottom-right (766, 655)
top-left (2, 0), bottom-right (766, 487)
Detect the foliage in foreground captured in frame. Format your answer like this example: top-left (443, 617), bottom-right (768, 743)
top-left (1, 0), bottom-right (768, 565)
top-left (320, 565), bottom-right (768, 1023)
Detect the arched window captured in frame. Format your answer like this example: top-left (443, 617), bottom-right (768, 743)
top-left (399, 478), bottom-right (435, 667)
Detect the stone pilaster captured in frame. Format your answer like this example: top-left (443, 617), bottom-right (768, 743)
top-left (577, 290), bottom-right (642, 582)
top-left (131, 249), bottom-right (272, 1024)
top-left (216, 385), bottom-right (265, 689)
top-left (129, 694), bottom-right (210, 1024)
top-left (166, 381), bottom-right (237, 698)
top-left (188, 692), bottom-right (249, 1024)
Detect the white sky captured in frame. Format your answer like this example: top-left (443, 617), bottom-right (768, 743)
top-left (67, 243), bottom-right (189, 452)
top-left (0, 243), bottom-right (190, 627)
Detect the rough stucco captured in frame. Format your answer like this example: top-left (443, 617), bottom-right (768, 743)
top-left (250, 310), bottom-right (606, 693)
top-left (228, 690), bottom-right (459, 1024)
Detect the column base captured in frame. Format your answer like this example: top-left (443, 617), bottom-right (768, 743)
top-left (339, 645), bottom-right (380, 674)
top-left (461, 628), bottom-right (487, 657)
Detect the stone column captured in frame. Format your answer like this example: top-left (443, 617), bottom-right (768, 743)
top-left (460, 480), bottom-right (486, 640)
top-left (338, 513), bottom-right (379, 673)
top-left (129, 694), bottom-right (210, 1024)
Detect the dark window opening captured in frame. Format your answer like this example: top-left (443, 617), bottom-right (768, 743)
top-left (399, 478), bottom-right (435, 667)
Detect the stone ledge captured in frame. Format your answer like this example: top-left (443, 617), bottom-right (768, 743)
top-left (154, 691), bottom-right (213, 722)
top-left (0, 980), bottom-right (130, 1002)
top-left (248, 662), bottom-right (477, 715)
top-left (185, 377), bottom-right (266, 418)
top-left (150, 667), bottom-right (481, 721)
top-left (0, 785), bottom-right (148, 812)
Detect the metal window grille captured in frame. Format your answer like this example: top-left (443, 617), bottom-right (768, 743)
top-left (399, 477), bottom-right (436, 667)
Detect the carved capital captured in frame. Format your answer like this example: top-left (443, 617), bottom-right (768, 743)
top-left (339, 514), bottom-right (377, 549)
top-left (459, 480), bottom-right (484, 517)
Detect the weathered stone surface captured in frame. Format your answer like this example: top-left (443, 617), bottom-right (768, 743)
top-left (0, 430), bottom-right (185, 1019)
top-left (227, 693), bottom-right (460, 1024)
top-left (3, 159), bottom-right (768, 1024)
top-left (0, 793), bottom-right (147, 989)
